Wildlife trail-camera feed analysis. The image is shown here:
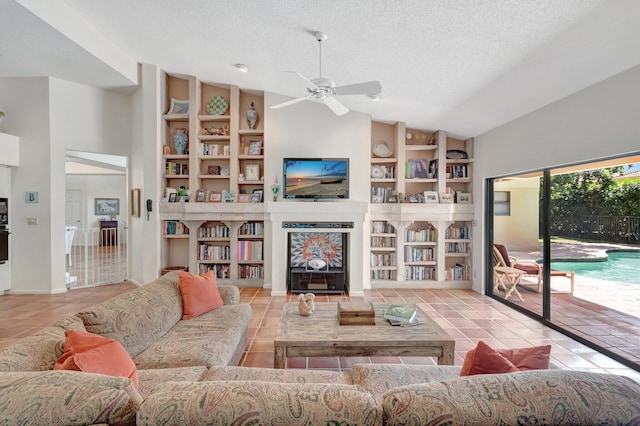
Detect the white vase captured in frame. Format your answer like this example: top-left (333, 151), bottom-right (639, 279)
top-left (246, 102), bottom-right (258, 130)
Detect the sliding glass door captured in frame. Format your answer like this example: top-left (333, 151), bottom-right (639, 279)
top-left (487, 154), bottom-right (640, 371)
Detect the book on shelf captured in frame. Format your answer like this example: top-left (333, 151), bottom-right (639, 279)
top-left (383, 304), bottom-right (418, 323)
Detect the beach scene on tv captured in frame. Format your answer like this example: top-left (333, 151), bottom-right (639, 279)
top-left (284, 159), bottom-right (348, 198)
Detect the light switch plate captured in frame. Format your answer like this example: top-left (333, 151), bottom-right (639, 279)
top-left (27, 217), bottom-right (38, 225)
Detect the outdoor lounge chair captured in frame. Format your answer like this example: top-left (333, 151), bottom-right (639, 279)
top-left (493, 244), bottom-right (574, 294)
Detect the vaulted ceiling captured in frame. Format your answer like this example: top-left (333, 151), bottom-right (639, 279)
top-left (1, 0), bottom-right (640, 139)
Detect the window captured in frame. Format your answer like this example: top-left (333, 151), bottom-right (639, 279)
top-left (494, 191), bottom-right (510, 216)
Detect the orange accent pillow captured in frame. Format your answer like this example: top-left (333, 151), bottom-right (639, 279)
top-left (179, 270), bottom-right (224, 320)
top-left (54, 330), bottom-right (138, 388)
top-left (460, 341), bottom-right (551, 376)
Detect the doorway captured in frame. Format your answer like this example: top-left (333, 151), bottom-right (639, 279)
top-left (65, 151), bottom-right (128, 288)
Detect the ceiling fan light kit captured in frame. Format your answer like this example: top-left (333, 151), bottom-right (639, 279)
top-left (271, 31), bottom-right (382, 116)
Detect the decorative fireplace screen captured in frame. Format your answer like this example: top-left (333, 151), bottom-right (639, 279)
top-left (288, 232), bottom-right (343, 268)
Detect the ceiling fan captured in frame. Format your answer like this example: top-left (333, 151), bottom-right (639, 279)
top-left (270, 31), bottom-right (382, 116)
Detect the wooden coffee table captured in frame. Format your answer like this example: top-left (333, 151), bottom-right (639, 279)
top-left (274, 302), bottom-right (455, 368)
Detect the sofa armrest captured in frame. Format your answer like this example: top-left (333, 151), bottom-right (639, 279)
top-left (218, 285), bottom-right (239, 305)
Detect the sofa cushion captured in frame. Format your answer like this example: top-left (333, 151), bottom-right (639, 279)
top-left (381, 370), bottom-right (640, 426)
top-left (0, 326), bottom-right (66, 372)
top-left (54, 330), bottom-right (139, 388)
top-left (460, 340), bottom-right (551, 376)
top-left (179, 270), bottom-right (223, 320)
top-left (204, 365), bottom-right (352, 384)
top-left (350, 363), bottom-right (461, 403)
top-left (137, 366), bottom-right (208, 399)
top-left (0, 370), bottom-right (141, 426)
top-left (137, 380), bottom-right (381, 426)
top-left (132, 303), bottom-right (252, 369)
top-left (76, 272), bottom-right (183, 357)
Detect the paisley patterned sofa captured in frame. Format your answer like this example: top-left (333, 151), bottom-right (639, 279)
top-left (2, 271), bottom-right (640, 425)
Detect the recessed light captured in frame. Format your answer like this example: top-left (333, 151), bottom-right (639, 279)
top-left (368, 94), bottom-right (381, 101)
top-left (235, 64), bottom-right (249, 73)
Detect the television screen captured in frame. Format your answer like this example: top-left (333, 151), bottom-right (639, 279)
top-left (283, 158), bottom-right (349, 199)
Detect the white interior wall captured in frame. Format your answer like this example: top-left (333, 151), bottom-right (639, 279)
top-left (493, 179), bottom-right (540, 251)
top-left (65, 174), bottom-right (127, 228)
top-left (473, 64), bottom-right (640, 293)
top-left (0, 76), bottom-right (132, 293)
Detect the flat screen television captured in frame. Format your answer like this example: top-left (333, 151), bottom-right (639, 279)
top-left (283, 158), bottom-right (349, 200)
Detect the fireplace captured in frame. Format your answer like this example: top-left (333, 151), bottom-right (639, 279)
top-left (287, 231), bottom-right (349, 294)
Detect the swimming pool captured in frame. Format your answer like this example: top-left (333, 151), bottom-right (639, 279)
top-left (550, 251), bottom-right (640, 285)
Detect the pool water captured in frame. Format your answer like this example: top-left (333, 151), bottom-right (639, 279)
top-left (550, 251), bottom-right (640, 285)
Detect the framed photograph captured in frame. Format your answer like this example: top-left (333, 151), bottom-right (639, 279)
top-left (245, 164), bottom-right (260, 181)
top-left (207, 165), bottom-right (221, 175)
top-left (130, 189), bottom-right (141, 217)
top-left (457, 192), bottom-right (472, 204)
top-left (223, 191), bottom-right (237, 203)
top-left (248, 140), bottom-right (262, 155)
top-left (252, 189), bottom-right (263, 203)
top-left (168, 193), bottom-right (177, 202)
top-left (208, 191), bottom-right (222, 202)
top-left (408, 194), bottom-right (419, 203)
top-left (423, 191), bottom-right (439, 204)
top-left (163, 145), bottom-right (172, 155)
top-left (371, 194), bottom-right (384, 203)
top-left (95, 198), bottom-right (119, 215)
top-left (439, 193), bottom-right (454, 204)
top-left (195, 188), bottom-right (206, 202)
top-left (167, 98), bottom-right (189, 115)
top-left (238, 193), bottom-right (251, 203)
top-left (409, 159), bottom-right (429, 179)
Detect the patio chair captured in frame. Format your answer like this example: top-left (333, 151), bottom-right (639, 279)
top-left (493, 244), bottom-right (574, 294)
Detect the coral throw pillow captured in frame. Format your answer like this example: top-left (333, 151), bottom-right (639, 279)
top-left (460, 340), bottom-right (551, 376)
top-left (54, 330), bottom-right (138, 388)
top-left (179, 270), bottom-right (224, 320)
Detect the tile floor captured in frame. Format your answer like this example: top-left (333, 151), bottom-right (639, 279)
top-left (1, 282), bottom-right (639, 382)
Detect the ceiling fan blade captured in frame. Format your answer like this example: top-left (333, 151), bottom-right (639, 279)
top-left (270, 95), bottom-right (312, 110)
top-left (321, 96), bottom-right (349, 116)
top-left (285, 71), bottom-right (319, 90)
top-left (333, 80), bottom-right (382, 96)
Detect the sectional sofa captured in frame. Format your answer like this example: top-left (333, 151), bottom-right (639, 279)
top-left (1, 271), bottom-right (639, 425)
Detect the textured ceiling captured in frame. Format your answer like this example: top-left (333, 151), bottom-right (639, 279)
top-left (2, 0), bottom-right (640, 138)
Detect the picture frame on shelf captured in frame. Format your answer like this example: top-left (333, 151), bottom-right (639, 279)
top-left (245, 164), bottom-right (260, 181)
top-left (409, 159), bottom-right (429, 179)
top-left (371, 194), bottom-right (384, 203)
top-left (163, 145), bottom-right (172, 155)
top-left (252, 189), bottom-right (263, 203)
top-left (95, 198), bottom-right (119, 215)
top-left (167, 98), bottom-right (189, 115)
top-left (223, 191), bottom-right (237, 203)
top-left (439, 193), bottom-right (454, 204)
top-left (130, 189), bottom-right (141, 217)
top-left (168, 193), bottom-right (177, 203)
top-left (207, 165), bottom-right (221, 175)
top-left (423, 191), bottom-right (439, 204)
top-left (208, 191), bottom-right (222, 202)
top-left (457, 192), bottom-right (472, 204)
top-left (248, 140), bottom-right (262, 155)
top-left (238, 194), bottom-right (251, 203)
top-left (195, 188), bottom-right (206, 202)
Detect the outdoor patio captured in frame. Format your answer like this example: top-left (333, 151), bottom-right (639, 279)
top-left (495, 241), bottom-right (640, 366)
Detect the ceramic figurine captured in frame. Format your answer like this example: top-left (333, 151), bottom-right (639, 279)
top-left (298, 293), bottom-right (315, 316)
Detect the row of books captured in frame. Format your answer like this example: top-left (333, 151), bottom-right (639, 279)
top-left (445, 242), bottom-right (470, 253)
top-left (238, 265), bottom-right (264, 279)
top-left (446, 263), bottom-right (470, 281)
top-left (371, 270), bottom-right (397, 280)
top-left (445, 226), bottom-right (469, 239)
top-left (198, 224), bottom-right (229, 238)
top-left (446, 165), bottom-right (469, 179)
top-left (370, 236), bottom-right (395, 248)
top-left (404, 266), bottom-right (436, 281)
top-left (404, 246), bottom-right (435, 262)
top-left (163, 220), bottom-right (189, 235)
top-left (237, 240), bottom-right (263, 261)
top-left (238, 222), bottom-right (264, 236)
top-left (371, 253), bottom-right (396, 267)
top-left (200, 143), bottom-right (230, 157)
top-left (198, 243), bottom-right (231, 261)
top-left (198, 264), bottom-right (229, 279)
top-left (371, 221), bottom-right (394, 234)
top-left (165, 161), bottom-right (188, 175)
top-left (405, 228), bottom-right (436, 242)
